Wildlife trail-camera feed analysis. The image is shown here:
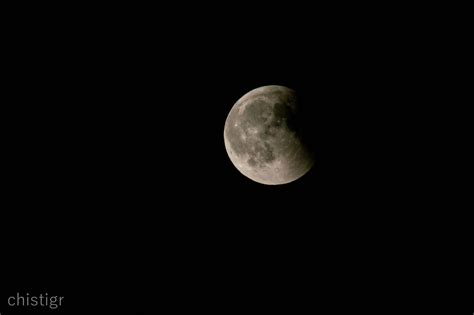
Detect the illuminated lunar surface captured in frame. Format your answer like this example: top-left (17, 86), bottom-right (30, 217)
top-left (224, 85), bottom-right (314, 185)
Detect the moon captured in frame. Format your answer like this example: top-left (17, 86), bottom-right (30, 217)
top-left (224, 85), bottom-right (314, 185)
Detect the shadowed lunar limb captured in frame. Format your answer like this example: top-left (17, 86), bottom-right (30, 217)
top-left (224, 85), bottom-right (314, 185)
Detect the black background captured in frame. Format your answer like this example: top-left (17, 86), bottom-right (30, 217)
top-left (1, 3), bottom-right (471, 314)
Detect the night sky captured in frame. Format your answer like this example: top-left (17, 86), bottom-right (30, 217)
top-left (2, 4), bottom-right (469, 314)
